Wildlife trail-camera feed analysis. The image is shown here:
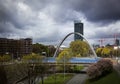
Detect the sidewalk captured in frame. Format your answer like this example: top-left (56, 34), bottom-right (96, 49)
top-left (114, 63), bottom-right (120, 75)
top-left (66, 67), bottom-right (88, 84)
top-left (66, 74), bottom-right (87, 84)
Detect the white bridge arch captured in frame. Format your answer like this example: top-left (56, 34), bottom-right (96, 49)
top-left (53, 32), bottom-right (97, 58)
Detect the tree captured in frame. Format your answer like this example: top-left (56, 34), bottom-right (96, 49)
top-left (96, 47), bottom-right (103, 57)
top-left (34, 64), bottom-right (49, 84)
top-left (112, 48), bottom-right (120, 57)
top-left (57, 49), bottom-right (72, 72)
top-left (0, 55), bottom-right (11, 63)
top-left (96, 46), bottom-right (113, 57)
top-left (5, 63), bottom-right (29, 84)
top-left (117, 48), bottom-right (120, 57)
top-left (0, 66), bottom-right (8, 84)
top-left (32, 43), bottom-right (48, 55)
top-left (22, 54), bottom-right (49, 84)
top-left (70, 40), bottom-right (90, 57)
top-left (101, 47), bottom-right (112, 57)
top-left (47, 45), bottom-right (56, 57)
top-left (22, 53), bottom-right (43, 63)
top-left (57, 49), bottom-right (72, 63)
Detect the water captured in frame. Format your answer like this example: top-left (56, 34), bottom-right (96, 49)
top-left (69, 57), bottom-right (100, 63)
top-left (43, 57), bottom-right (100, 63)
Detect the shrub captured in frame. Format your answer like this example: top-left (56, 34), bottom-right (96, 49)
top-left (0, 66), bottom-right (8, 84)
top-left (87, 59), bottom-right (113, 79)
top-left (87, 63), bottom-right (101, 79)
top-left (97, 59), bottom-right (113, 75)
top-left (0, 55), bottom-right (11, 62)
top-left (56, 65), bottom-right (73, 73)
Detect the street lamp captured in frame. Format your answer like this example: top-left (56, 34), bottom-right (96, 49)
top-left (63, 53), bottom-right (67, 82)
top-left (114, 46), bottom-right (118, 63)
top-left (118, 46), bottom-right (120, 64)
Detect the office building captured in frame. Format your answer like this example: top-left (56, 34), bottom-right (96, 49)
top-left (74, 20), bottom-right (84, 41)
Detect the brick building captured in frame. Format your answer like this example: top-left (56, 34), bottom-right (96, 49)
top-left (0, 38), bottom-right (32, 59)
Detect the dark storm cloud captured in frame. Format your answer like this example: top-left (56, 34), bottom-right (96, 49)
top-left (24, 0), bottom-right (79, 23)
top-left (0, 0), bottom-right (21, 30)
top-left (25, 0), bottom-right (120, 24)
top-left (65, 0), bottom-right (120, 23)
top-left (1, 0), bottom-right (120, 27)
top-left (93, 32), bottom-right (114, 39)
top-left (24, 0), bottom-right (52, 11)
top-left (0, 0), bottom-right (120, 44)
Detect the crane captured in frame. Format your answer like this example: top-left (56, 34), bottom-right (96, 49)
top-left (98, 38), bottom-right (106, 47)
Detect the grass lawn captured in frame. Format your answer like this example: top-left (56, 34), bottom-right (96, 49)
top-left (39, 74), bottom-right (74, 84)
top-left (85, 70), bottom-right (120, 84)
top-left (72, 65), bottom-right (84, 71)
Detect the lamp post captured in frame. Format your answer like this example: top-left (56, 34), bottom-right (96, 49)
top-left (114, 46), bottom-right (118, 63)
top-left (64, 54), bottom-right (65, 81)
top-left (118, 46), bottom-right (120, 63)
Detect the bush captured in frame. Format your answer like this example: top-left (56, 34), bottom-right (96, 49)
top-left (56, 65), bottom-right (73, 73)
top-left (87, 59), bottom-right (113, 79)
top-left (0, 55), bottom-right (11, 62)
top-left (0, 66), bottom-right (8, 84)
top-left (56, 65), bottom-right (84, 73)
top-left (97, 59), bottom-right (113, 75)
top-left (87, 63), bottom-right (102, 79)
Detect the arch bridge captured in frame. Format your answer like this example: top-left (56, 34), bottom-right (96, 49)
top-left (53, 32), bottom-right (97, 58)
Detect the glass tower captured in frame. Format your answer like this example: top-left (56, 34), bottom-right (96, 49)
top-left (74, 20), bottom-right (84, 41)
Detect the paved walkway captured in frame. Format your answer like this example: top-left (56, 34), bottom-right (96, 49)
top-left (66, 74), bottom-right (87, 84)
top-left (66, 67), bottom-right (88, 84)
top-left (114, 63), bottom-right (120, 75)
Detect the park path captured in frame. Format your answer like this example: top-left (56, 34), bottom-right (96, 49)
top-left (113, 63), bottom-right (120, 75)
top-left (66, 74), bottom-right (87, 84)
top-left (66, 67), bottom-right (88, 84)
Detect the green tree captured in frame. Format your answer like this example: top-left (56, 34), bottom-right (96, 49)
top-left (117, 49), bottom-right (120, 57)
top-left (47, 45), bottom-right (56, 57)
top-left (22, 53), bottom-right (43, 62)
top-left (57, 49), bottom-right (72, 63)
top-left (101, 47), bottom-right (112, 57)
top-left (57, 49), bottom-right (72, 72)
top-left (70, 40), bottom-right (90, 57)
top-left (22, 54), bottom-right (49, 84)
top-left (32, 43), bottom-right (48, 55)
top-left (113, 48), bottom-right (120, 57)
top-left (96, 47), bottom-right (103, 56)
top-left (34, 64), bottom-right (49, 84)
top-left (0, 55), bottom-right (11, 63)
top-left (96, 47), bottom-right (113, 57)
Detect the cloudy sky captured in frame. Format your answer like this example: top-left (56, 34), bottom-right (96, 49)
top-left (0, 0), bottom-right (120, 46)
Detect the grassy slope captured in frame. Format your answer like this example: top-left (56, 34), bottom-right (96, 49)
top-left (85, 70), bottom-right (120, 84)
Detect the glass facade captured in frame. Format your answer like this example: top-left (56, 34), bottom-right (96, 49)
top-left (74, 21), bottom-right (84, 41)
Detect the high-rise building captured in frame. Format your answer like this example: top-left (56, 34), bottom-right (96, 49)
top-left (74, 20), bottom-right (84, 41)
top-left (0, 38), bottom-right (32, 59)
